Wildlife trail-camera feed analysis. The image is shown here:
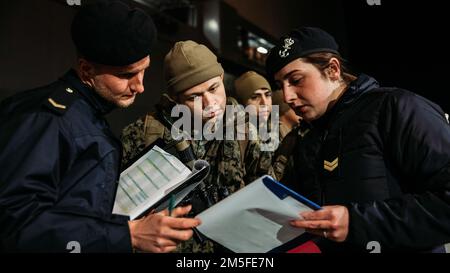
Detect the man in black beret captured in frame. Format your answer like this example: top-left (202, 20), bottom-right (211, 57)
top-left (0, 0), bottom-right (200, 253)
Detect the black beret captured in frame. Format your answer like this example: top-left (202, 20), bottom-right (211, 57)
top-left (71, 0), bottom-right (157, 66)
top-left (266, 27), bottom-right (339, 81)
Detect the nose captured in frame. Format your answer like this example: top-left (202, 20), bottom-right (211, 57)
top-left (202, 92), bottom-right (215, 108)
top-left (261, 94), bottom-right (271, 106)
top-left (283, 84), bottom-right (297, 104)
top-left (130, 71), bottom-right (145, 94)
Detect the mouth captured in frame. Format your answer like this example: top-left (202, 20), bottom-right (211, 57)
top-left (293, 105), bottom-right (308, 116)
top-left (122, 94), bottom-right (135, 99)
top-left (259, 110), bottom-right (271, 117)
top-left (203, 106), bottom-right (223, 118)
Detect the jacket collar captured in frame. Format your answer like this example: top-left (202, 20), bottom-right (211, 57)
top-left (307, 74), bottom-right (379, 130)
top-left (337, 73), bottom-right (379, 111)
top-left (61, 69), bottom-right (116, 115)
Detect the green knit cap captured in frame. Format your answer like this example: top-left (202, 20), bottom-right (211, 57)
top-left (234, 71), bottom-right (271, 104)
top-left (164, 40), bottom-right (224, 95)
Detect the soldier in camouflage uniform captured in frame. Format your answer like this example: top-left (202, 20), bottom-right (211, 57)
top-left (270, 90), bottom-right (301, 181)
top-left (121, 41), bottom-right (272, 253)
top-left (233, 71), bottom-right (279, 177)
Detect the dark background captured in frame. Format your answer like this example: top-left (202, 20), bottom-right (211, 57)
top-left (1, 0), bottom-right (448, 136)
top-left (342, 0), bottom-right (449, 112)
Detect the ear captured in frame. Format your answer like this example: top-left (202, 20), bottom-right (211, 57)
top-left (77, 58), bottom-right (96, 81)
top-left (326, 58), bottom-right (341, 81)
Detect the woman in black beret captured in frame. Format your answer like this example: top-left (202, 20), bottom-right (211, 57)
top-left (266, 27), bottom-right (450, 252)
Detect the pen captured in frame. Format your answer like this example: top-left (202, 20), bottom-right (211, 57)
top-left (168, 194), bottom-right (175, 216)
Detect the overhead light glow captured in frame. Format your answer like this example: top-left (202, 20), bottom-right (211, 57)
top-left (206, 19), bottom-right (219, 32)
top-left (257, 46), bottom-right (268, 54)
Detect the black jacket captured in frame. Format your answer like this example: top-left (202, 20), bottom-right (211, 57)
top-left (283, 74), bottom-right (450, 252)
top-left (0, 70), bottom-right (132, 252)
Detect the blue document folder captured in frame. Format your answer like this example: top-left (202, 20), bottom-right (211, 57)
top-left (262, 176), bottom-right (322, 210)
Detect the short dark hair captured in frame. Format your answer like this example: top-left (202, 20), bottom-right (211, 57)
top-left (302, 52), bottom-right (356, 84)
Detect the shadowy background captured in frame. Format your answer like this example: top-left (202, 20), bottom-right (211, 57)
top-left (1, 0), bottom-right (448, 136)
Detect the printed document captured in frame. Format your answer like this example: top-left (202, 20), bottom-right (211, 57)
top-left (196, 176), bottom-right (316, 253)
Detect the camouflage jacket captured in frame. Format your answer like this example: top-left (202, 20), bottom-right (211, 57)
top-left (271, 124), bottom-right (300, 182)
top-left (279, 122), bottom-right (292, 142)
top-left (121, 94), bottom-right (273, 252)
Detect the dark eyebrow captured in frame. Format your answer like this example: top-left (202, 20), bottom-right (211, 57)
top-left (274, 70), bottom-right (302, 86)
top-left (187, 91), bottom-right (205, 97)
top-left (183, 81), bottom-right (221, 98)
top-left (117, 71), bottom-right (138, 76)
top-left (208, 82), bottom-right (220, 91)
top-left (283, 70), bottom-right (302, 80)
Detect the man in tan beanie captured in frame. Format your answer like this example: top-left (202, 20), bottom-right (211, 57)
top-left (121, 40), bottom-right (273, 253)
top-left (234, 71), bottom-right (273, 121)
top-left (164, 40), bottom-right (227, 127)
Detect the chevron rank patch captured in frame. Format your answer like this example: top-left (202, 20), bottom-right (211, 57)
top-left (324, 157), bottom-right (338, 172)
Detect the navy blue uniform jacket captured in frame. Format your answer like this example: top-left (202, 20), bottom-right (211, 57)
top-left (0, 70), bottom-right (132, 252)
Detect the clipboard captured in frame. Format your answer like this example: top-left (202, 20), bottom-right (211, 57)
top-left (195, 175), bottom-right (322, 253)
top-left (113, 144), bottom-right (209, 220)
top-left (261, 176), bottom-right (322, 252)
top-left (150, 160), bottom-right (210, 213)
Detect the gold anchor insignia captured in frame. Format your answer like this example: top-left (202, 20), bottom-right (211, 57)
top-left (324, 157), bottom-right (338, 172)
top-left (48, 98), bottom-right (66, 109)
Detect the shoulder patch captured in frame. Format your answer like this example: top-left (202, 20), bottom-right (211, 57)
top-left (43, 87), bottom-right (78, 115)
top-left (144, 114), bottom-right (165, 135)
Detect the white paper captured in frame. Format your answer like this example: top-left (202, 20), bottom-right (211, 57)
top-left (113, 146), bottom-right (192, 220)
top-left (196, 175), bottom-right (314, 253)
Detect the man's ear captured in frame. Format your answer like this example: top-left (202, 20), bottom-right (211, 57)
top-left (326, 58), bottom-right (341, 81)
top-left (77, 58), bottom-right (96, 80)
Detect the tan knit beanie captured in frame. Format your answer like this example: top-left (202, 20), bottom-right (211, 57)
top-left (164, 40), bottom-right (224, 95)
top-left (234, 71), bottom-right (271, 104)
